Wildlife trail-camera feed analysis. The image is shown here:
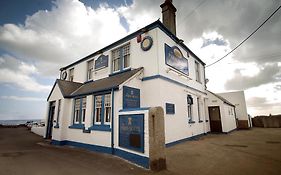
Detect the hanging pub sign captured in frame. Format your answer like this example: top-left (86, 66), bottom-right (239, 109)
top-left (119, 114), bottom-right (144, 153)
top-left (164, 44), bottom-right (189, 75)
top-left (94, 55), bottom-right (108, 70)
top-left (123, 86), bottom-right (140, 109)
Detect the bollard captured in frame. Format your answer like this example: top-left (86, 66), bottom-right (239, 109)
top-left (148, 107), bottom-right (166, 171)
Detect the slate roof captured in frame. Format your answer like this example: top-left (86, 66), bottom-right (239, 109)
top-left (207, 90), bottom-right (235, 107)
top-left (70, 67), bottom-right (143, 97)
top-left (47, 67), bottom-right (143, 101)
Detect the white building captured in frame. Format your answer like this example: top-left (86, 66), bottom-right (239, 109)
top-left (218, 91), bottom-right (252, 129)
top-left (206, 91), bottom-right (237, 133)
top-left (45, 0), bottom-right (233, 169)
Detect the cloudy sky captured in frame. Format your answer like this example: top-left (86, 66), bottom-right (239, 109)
top-left (0, 0), bottom-right (280, 120)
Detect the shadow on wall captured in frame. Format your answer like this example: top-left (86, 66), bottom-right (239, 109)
top-left (252, 115), bottom-right (281, 128)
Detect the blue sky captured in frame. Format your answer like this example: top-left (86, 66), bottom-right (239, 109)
top-left (0, 0), bottom-right (280, 120)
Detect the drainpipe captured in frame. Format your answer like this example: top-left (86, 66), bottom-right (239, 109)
top-left (111, 89), bottom-right (115, 154)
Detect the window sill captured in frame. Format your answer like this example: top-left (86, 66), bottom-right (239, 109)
top-left (188, 120), bottom-right (196, 124)
top-left (199, 120), bottom-right (203, 123)
top-left (68, 124), bottom-right (85, 129)
top-left (89, 125), bottom-right (111, 132)
top-left (109, 68), bottom-right (131, 77)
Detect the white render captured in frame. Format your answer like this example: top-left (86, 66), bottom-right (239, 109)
top-left (206, 91), bottom-right (237, 133)
top-left (218, 91), bottom-right (251, 128)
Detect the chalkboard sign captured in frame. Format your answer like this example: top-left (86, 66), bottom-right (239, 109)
top-left (119, 114), bottom-right (144, 153)
top-left (123, 86), bottom-right (140, 109)
top-left (95, 55), bottom-right (108, 70)
top-left (166, 103), bottom-right (175, 114)
top-left (165, 44), bottom-right (189, 75)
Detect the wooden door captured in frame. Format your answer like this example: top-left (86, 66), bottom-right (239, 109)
top-left (208, 106), bottom-right (222, 132)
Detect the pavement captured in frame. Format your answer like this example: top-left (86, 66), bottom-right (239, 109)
top-left (0, 127), bottom-right (280, 175)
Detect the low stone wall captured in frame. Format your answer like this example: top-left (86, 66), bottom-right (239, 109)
top-left (252, 116), bottom-right (281, 128)
top-left (31, 126), bottom-right (46, 137)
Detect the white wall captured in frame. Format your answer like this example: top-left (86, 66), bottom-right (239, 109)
top-left (218, 91), bottom-right (250, 126)
top-left (206, 92), bottom-right (237, 133)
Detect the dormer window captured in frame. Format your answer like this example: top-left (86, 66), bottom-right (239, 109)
top-left (69, 68), bottom-right (74, 82)
top-left (112, 43), bottom-right (130, 72)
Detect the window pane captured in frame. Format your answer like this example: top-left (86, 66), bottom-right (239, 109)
top-left (124, 55), bottom-right (130, 68)
top-left (105, 107), bottom-right (111, 123)
top-left (95, 96), bottom-right (102, 123)
top-left (82, 109), bottom-right (86, 123)
top-left (87, 60), bottom-right (94, 80)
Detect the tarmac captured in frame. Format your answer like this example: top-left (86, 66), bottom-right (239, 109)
top-left (0, 127), bottom-right (280, 175)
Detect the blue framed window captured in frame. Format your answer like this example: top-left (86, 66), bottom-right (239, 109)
top-left (70, 97), bottom-right (86, 128)
top-left (112, 43), bottom-right (130, 72)
top-left (91, 93), bottom-right (112, 131)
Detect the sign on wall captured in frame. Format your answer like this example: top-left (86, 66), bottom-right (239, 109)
top-left (95, 55), bottom-right (108, 70)
top-left (166, 103), bottom-right (175, 114)
top-left (123, 86), bottom-right (140, 109)
top-left (119, 114), bottom-right (144, 153)
top-left (164, 44), bottom-right (189, 75)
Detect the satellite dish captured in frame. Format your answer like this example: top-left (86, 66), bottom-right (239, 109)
top-left (62, 71), bottom-right (67, 80)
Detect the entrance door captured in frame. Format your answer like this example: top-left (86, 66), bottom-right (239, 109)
top-left (46, 101), bottom-right (56, 139)
top-left (208, 106), bottom-right (222, 132)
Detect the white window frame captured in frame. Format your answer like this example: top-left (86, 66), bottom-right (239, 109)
top-left (87, 59), bottom-right (94, 81)
top-left (74, 98), bottom-right (81, 124)
top-left (195, 61), bottom-right (201, 83)
top-left (94, 95), bottom-right (102, 125)
top-left (111, 43), bottom-right (130, 73)
top-left (104, 94), bottom-right (111, 125)
top-left (69, 68), bottom-right (74, 82)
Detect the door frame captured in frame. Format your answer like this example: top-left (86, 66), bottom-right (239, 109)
top-left (208, 106), bottom-right (223, 133)
top-left (46, 101), bottom-right (55, 139)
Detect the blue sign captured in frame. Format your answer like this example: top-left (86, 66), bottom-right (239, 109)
top-left (166, 103), bottom-right (175, 114)
top-left (95, 55), bottom-right (108, 70)
top-left (123, 86), bottom-right (140, 109)
top-left (165, 44), bottom-right (189, 75)
top-left (119, 114), bottom-right (144, 153)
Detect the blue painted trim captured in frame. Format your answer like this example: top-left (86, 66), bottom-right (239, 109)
top-left (109, 68), bottom-right (131, 77)
top-left (51, 140), bottom-right (112, 154)
top-left (60, 20), bottom-right (204, 72)
top-left (89, 125), bottom-right (111, 132)
top-left (111, 89), bottom-right (115, 154)
top-left (51, 140), bottom-right (149, 168)
top-left (166, 133), bottom-right (205, 147)
top-left (119, 107), bottom-right (150, 112)
top-left (114, 148), bottom-right (149, 169)
top-left (69, 124), bottom-right (85, 129)
top-left (142, 75), bottom-right (207, 95)
top-left (188, 120), bottom-right (195, 124)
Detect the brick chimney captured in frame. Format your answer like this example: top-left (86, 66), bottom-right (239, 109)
top-left (160, 0), bottom-right (177, 35)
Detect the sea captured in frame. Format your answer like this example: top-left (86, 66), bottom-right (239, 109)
top-left (0, 119), bottom-right (43, 126)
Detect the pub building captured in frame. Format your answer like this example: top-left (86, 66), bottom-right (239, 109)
top-left (46, 0), bottom-right (237, 169)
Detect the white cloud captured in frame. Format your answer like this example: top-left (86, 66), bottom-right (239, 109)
top-left (0, 55), bottom-right (51, 92)
top-left (0, 0), bottom-right (128, 76)
top-left (0, 96), bottom-right (44, 101)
